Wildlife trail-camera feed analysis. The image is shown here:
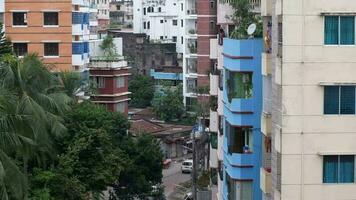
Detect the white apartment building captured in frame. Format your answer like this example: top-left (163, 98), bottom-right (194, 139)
top-left (133, 0), bottom-right (185, 54)
top-left (94, 0), bottom-right (110, 29)
top-left (261, 0), bottom-right (356, 199)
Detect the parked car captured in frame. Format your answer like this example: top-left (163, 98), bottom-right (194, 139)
top-left (181, 159), bottom-right (193, 173)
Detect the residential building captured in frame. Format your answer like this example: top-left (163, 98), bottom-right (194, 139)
top-left (109, 0), bottom-right (133, 29)
top-left (89, 38), bottom-right (131, 115)
top-left (109, 30), bottom-right (180, 76)
top-left (183, 0), bottom-right (217, 109)
top-left (0, 0), bottom-right (4, 24)
top-left (4, 0), bottom-right (91, 72)
top-left (261, 0), bottom-right (356, 199)
top-left (150, 66), bottom-right (183, 91)
top-left (133, 0), bottom-right (184, 54)
top-left (95, 0), bottom-right (111, 29)
top-left (89, 1), bottom-right (99, 40)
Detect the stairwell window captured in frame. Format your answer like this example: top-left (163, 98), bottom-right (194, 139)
top-left (226, 122), bottom-right (253, 154)
top-left (324, 86), bottom-right (355, 114)
top-left (43, 12), bottom-right (59, 26)
top-left (323, 155), bottom-right (354, 183)
top-left (324, 16), bottom-right (355, 45)
top-left (13, 12), bottom-right (27, 26)
top-left (226, 71), bottom-right (253, 101)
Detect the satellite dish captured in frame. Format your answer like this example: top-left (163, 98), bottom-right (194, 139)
top-left (247, 23), bottom-right (257, 36)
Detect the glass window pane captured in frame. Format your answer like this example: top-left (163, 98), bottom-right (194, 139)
top-left (228, 72), bottom-right (253, 100)
top-left (324, 86), bottom-right (340, 114)
top-left (340, 16), bottom-right (355, 45)
top-left (210, 132), bottom-right (218, 149)
top-left (323, 155), bottom-right (338, 183)
top-left (240, 181), bottom-right (253, 200)
top-left (340, 86), bottom-right (355, 114)
top-left (339, 155), bottom-right (354, 183)
top-left (325, 16), bottom-right (339, 45)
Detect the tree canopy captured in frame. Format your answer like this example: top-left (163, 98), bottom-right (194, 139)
top-left (129, 75), bottom-right (154, 108)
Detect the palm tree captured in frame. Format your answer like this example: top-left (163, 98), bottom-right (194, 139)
top-left (0, 54), bottom-right (72, 199)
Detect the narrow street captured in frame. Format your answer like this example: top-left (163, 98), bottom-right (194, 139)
top-left (163, 160), bottom-right (191, 199)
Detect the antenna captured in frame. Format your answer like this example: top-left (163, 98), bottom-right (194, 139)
top-left (247, 23), bottom-right (257, 37)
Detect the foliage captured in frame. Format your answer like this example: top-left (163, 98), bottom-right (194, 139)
top-left (151, 84), bottom-right (185, 121)
top-left (112, 134), bottom-right (164, 200)
top-left (129, 75), bottom-right (154, 108)
top-left (0, 54), bottom-right (72, 199)
top-left (229, 0), bottom-right (263, 39)
top-left (100, 35), bottom-right (119, 59)
top-left (0, 23), bottom-right (12, 56)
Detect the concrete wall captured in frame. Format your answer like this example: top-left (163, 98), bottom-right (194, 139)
top-left (269, 0), bottom-right (356, 199)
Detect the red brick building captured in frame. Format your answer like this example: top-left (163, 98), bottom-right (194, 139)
top-left (89, 58), bottom-right (131, 116)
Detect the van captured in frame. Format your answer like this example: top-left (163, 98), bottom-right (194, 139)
top-left (181, 159), bottom-right (193, 173)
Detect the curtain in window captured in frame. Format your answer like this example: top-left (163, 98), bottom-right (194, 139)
top-left (339, 155), bottom-right (354, 183)
top-left (240, 181), bottom-right (253, 200)
top-left (340, 17), bottom-right (355, 45)
top-left (323, 156), bottom-right (338, 183)
top-left (325, 16), bottom-right (339, 45)
top-left (324, 86), bottom-right (340, 114)
top-left (340, 86), bottom-right (355, 114)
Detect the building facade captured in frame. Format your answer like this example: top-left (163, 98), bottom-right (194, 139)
top-left (261, 0), bottom-right (356, 199)
top-left (0, 0), bottom-right (4, 24)
top-left (89, 38), bottom-right (131, 115)
top-left (94, 0), bottom-right (110, 29)
top-left (222, 38), bottom-right (263, 200)
top-left (109, 0), bottom-right (133, 29)
top-left (4, 0), bottom-right (91, 72)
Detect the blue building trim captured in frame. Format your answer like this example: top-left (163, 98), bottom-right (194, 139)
top-left (222, 38), bottom-right (263, 200)
top-left (150, 69), bottom-right (183, 81)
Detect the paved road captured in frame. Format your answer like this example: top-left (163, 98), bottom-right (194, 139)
top-left (163, 160), bottom-right (191, 199)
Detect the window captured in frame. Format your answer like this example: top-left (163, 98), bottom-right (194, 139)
top-left (160, 19), bottom-right (164, 23)
top-left (158, 7), bottom-right (161, 12)
top-left (147, 21), bottom-right (150, 29)
top-left (181, 36), bottom-right (183, 44)
top-left (324, 86), bottom-right (355, 114)
top-left (226, 123), bottom-right (253, 154)
top-left (325, 16), bottom-right (355, 45)
top-left (116, 77), bottom-right (125, 88)
top-left (226, 173), bottom-right (253, 200)
top-left (181, 3), bottom-right (183, 11)
top-left (13, 12), bottom-right (27, 26)
top-left (13, 43), bottom-right (28, 57)
top-left (172, 19), bottom-right (177, 26)
top-left (226, 71), bottom-right (253, 100)
top-left (143, 7), bottom-right (146, 15)
top-left (143, 22), bottom-right (146, 29)
top-left (210, 132), bottom-right (217, 149)
top-left (94, 77), bottom-right (105, 88)
top-left (181, 19), bottom-right (183, 27)
top-left (44, 43), bottom-right (59, 57)
top-left (210, 1), bottom-right (215, 8)
top-left (160, 36), bottom-right (164, 40)
top-left (116, 102), bottom-right (125, 113)
top-left (43, 12), bottom-right (58, 26)
top-left (323, 155), bottom-right (354, 183)
top-left (172, 36), bottom-right (177, 42)
top-left (210, 21), bottom-right (215, 30)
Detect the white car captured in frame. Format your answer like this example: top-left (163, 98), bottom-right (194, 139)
top-left (181, 159), bottom-right (193, 173)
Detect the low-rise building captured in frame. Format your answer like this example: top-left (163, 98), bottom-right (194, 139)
top-left (89, 38), bottom-right (131, 115)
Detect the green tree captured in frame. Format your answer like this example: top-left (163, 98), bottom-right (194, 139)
top-left (100, 35), bottom-right (118, 59)
top-left (151, 84), bottom-right (185, 121)
top-left (0, 54), bottom-right (71, 199)
top-left (129, 75), bottom-right (154, 108)
top-left (0, 23), bottom-right (12, 56)
top-left (112, 134), bottom-right (164, 200)
top-left (229, 0), bottom-right (262, 39)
